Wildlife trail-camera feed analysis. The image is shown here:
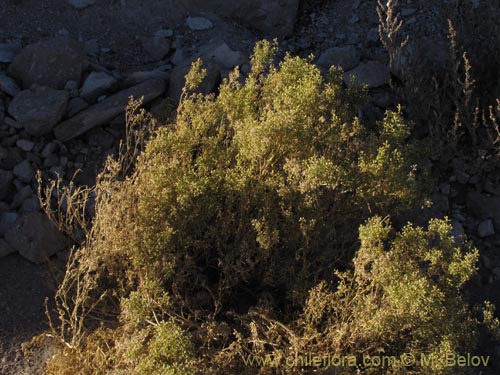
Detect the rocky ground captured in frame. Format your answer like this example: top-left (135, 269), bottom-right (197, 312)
top-left (1, 0), bottom-right (500, 373)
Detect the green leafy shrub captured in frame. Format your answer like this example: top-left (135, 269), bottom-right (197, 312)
top-left (227, 217), bottom-right (498, 375)
top-left (41, 40), bottom-right (432, 374)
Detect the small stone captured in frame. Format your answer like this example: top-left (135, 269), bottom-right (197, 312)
top-left (142, 36), bottom-right (172, 61)
top-left (20, 195), bottom-right (40, 213)
top-left (67, 0), bottom-right (96, 9)
top-left (317, 46), bottom-right (360, 71)
top-left (344, 61), bottom-right (390, 88)
top-left (79, 71), bottom-right (117, 102)
top-left (478, 220), bottom-right (495, 238)
top-left (186, 17), bottom-right (214, 31)
top-left (0, 74), bottom-right (21, 97)
top-left (154, 29), bottom-right (174, 38)
top-left (0, 170), bottom-right (14, 200)
top-left (0, 42), bottom-right (22, 63)
top-left (10, 185), bottom-right (33, 209)
top-left (439, 182), bottom-right (451, 196)
top-left (16, 139), bottom-right (35, 152)
top-left (366, 28), bottom-right (379, 44)
top-left (13, 160), bottom-right (35, 183)
top-left (202, 42), bottom-right (244, 69)
top-left (0, 211), bottom-right (17, 236)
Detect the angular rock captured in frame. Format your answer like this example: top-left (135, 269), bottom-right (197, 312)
top-left (4, 211), bottom-right (68, 264)
top-left (0, 42), bottom-right (21, 63)
top-left (8, 37), bottom-right (88, 89)
top-left (344, 61), bottom-right (391, 88)
top-left (186, 17), bottom-right (214, 31)
top-left (180, 0), bottom-right (300, 37)
top-left (80, 71), bottom-right (117, 102)
top-left (0, 74), bottom-right (21, 97)
top-left (0, 170), bottom-right (14, 200)
top-left (317, 46), bottom-right (360, 71)
top-left (54, 79), bottom-right (166, 142)
top-left (478, 219), bottom-right (495, 238)
top-left (13, 161), bottom-right (35, 184)
top-left (8, 85), bottom-right (69, 136)
top-left (0, 238), bottom-right (16, 258)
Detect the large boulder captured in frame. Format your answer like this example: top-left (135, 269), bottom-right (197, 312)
top-left (8, 85), bottom-right (69, 136)
top-left (4, 212), bottom-right (68, 264)
top-left (179, 0), bottom-right (300, 38)
top-left (7, 37), bottom-right (88, 89)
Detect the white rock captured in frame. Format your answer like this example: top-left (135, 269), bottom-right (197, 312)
top-left (186, 17), bottom-right (214, 31)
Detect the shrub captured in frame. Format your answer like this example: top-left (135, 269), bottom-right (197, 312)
top-left (227, 217), bottom-right (498, 375)
top-left (41, 40), bottom-right (430, 373)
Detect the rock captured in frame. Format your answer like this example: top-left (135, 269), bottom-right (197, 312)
top-left (0, 238), bottom-right (16, 258)
top-left (8, 37), bottom-right (88, 89)
top-left (155, 29), bottom-right (174, 38)
top-left (0, 211), bottom-right (17, 236)
top-left (478, 219), bottom-right (495, 238)
top-left (0, 42), bottom-right (22, 63)
top-left (13, 161), bottom-right (35, 184)
top-left (366, 28), bottom-right (379, 44)
top-left (201, 42), bottom-right (245, 69)
top-left (142, 36), bottom-right (172, 61)
top-left (317, 46), bottom-right (360, 71)
top-left (4, 211), bottom-right (68, 264)
top-left (10, 185), bottom-right (33, 209)
top-left (67, 0), bottom-right (96, 9)
top-left (0, 148), bottom-right (23, 170)
top-left (123, 70), bottom-right (170, 87)
top-left (80, 71), bottom-right (117, 102)
top-left (20, 195), bottom-right (41, 213)
top-left (466, 192), bottom-right (500, 229)
top-left (8, 85), bottom-right (69, 136)
top-left (344, 61), bottom-right (391, 88)
top-left (0, 74), bottom-right (21, 97)
top-left (180, 0), bottom-right (300, 37)
top-left (0, 170), bottom-right (14, 200)
top-left (67, 97), bottom-right (89, 117)
top-left (186, 17), bottom-right (214, 31)
top-left (54, 79), bottom-right (166, 141)
top-left (16, 139), bottom-right (35, 152)
top-left (451, 220), bottom-right (465, 243)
